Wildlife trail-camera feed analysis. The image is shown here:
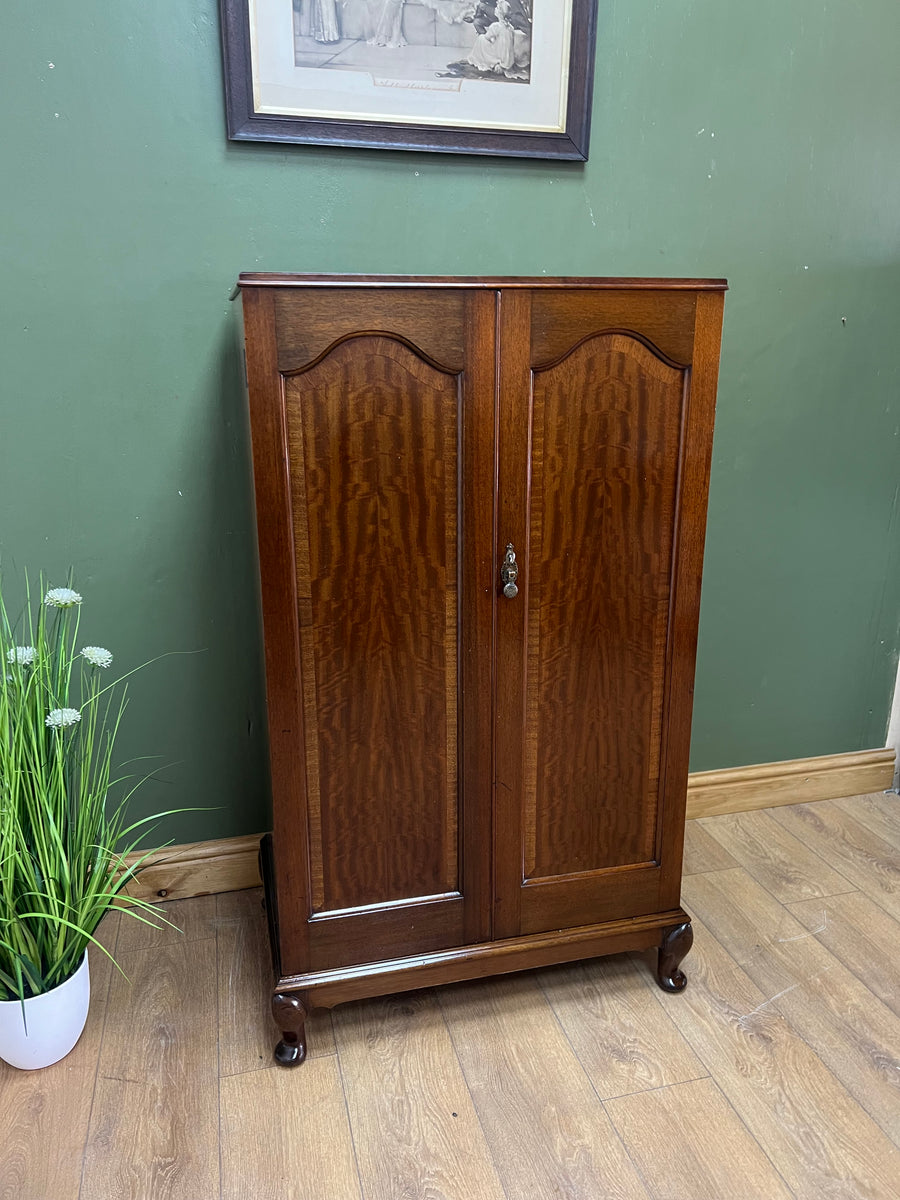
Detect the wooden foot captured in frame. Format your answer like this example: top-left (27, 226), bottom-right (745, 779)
top-left (656, 921), bottom-right (693, 992)
top-left (272, 992), bottom-right (308, 1067)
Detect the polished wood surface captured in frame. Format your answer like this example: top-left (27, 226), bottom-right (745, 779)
top-left (244, 285), bottom-right (495, 979)
top-left (492, 288), bottom-right (721, 940)
top-left (4, 792), bottom-right (900, 1200)
top-left (242, 276), bottom-right (724, 1042)
top-left (273, 288), bottom-right (467, 374)
top-left (238, 274), bottom-right (729, 290)
top-left (270, 889), bottom-right (686, 1010)
top-left (529, 289), bottom-right (699, 365)
top-left (285, 333), bottom-right (460, 912)
top-left (525, 332), bottom-right (683, 878)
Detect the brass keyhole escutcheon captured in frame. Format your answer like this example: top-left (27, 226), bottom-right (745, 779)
top-left (500, 543), bottom-right (519, 599)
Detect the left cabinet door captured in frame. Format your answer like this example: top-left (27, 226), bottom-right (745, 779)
top-left (242, 285), bottom-right (497, 976)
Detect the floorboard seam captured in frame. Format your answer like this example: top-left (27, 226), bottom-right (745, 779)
top-left (532, 970), bottom-right (655, 1198)
top-left (434, 990), bottom-right (510, 1199)
top-left (75, 915), bottom-right (121, 1200)
top-left (331, 1013), bottom-right (370, 1200)
top-left (215, 899), bottom-right (225, 1200)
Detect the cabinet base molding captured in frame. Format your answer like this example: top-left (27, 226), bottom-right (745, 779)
top-left (121, 748), bottom-right (896, 902)
top-left (273, 907), bottom-right (692, 1012)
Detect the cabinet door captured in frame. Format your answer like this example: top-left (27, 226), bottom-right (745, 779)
top-left (243, 286), bottom-right (496, 974)
top-left (493, 288), bottom-right (721, 938)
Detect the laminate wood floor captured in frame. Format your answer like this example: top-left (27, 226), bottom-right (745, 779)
top-left (3, 792), bottom-right (900, 1199)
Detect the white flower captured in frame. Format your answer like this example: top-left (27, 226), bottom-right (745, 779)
top-left (44, 587), bottom-right (83, 608)
top-left (45, 707), bottom-right (81, 729)
top-left (81, 645), bottom-right (113, 669)
top-left (6, 645), bottom-right (36, 667)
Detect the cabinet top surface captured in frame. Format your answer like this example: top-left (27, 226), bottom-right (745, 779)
top-left (235, 273), bottom-right (728, 292)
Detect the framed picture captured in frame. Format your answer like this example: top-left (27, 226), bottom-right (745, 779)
top-left (220, 1), bottom-right (599, 159)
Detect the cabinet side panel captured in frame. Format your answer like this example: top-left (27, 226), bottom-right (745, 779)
top-left (284, 335), bottom-right (460, 912)
top-left (526, 334), bottom-right (685, 877)
top-left (241, 288), bottom-right (311, 971)
top-left (657, 290), bottom-right (725, 908)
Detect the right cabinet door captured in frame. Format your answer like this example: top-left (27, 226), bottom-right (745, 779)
top-left (493, 287), bottom-right (720, 939)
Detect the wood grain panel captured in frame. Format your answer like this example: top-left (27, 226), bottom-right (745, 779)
top-left (307, 895), bottom-right (465, 971)
top-left (537, 953), bottom-right (706, 1100)
top-left (274, 288), bottom-right (466, 373)
top-left (606, 1077), bottom-right (794, 1200)
top-left (332, 992), bottom-right (506, 1200)
top-left (530, 289), bottom-right (698, 365)
top-left (220, 1057), bottom-right (361, 1200)
top-left (0, 914), bottom-right (118, 1200)
top-left (684, 867), bottom-right (900, 1143)
top-left (519, 864), bottom-right (663, 934)
top-left (284, 335), bottom-right (460, 912)
top-left (698, 809), bottom-right (855, 902)
top-left (526, 333), bottom-right (685, 878)
top-left (640, 915), bottom-right (900, 1198)
top-left (439, 974), bottom-right (650, 1199)
top-left (82, 938), bottom-right (219, 1200)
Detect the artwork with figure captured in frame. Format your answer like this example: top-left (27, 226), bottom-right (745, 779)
top-left (293, 0), bottom-right (533, 85)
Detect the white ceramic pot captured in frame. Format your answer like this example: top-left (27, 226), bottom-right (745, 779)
top-left (0, 952), bottom-right (91, 1070)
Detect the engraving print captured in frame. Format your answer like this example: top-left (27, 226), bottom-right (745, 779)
top-left (293, 0), bottom-right (533, 87)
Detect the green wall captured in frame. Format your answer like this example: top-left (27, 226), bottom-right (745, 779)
top-left (3, 1), bottom-right (899, 843)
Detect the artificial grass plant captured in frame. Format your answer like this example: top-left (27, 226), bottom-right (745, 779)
top-left (0, 576), bottom-right (182, 1001)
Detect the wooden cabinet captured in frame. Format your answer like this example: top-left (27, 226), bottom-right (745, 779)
top-left (239, 274), bottom-right (726, 1064)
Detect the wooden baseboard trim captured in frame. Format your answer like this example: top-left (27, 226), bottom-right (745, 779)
top-left (124, 747), bottom-right (896, 901)
top-left (685, 747), bottom-right (895, 820)
top-left (122, 834), bottom-right (262, 903)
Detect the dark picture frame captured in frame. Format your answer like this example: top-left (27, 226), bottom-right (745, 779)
top-left (220, 1), bottom-right (598, 160)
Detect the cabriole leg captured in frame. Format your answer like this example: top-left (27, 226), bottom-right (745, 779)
top-left (272, 991), bottom-right (309, 1067)
top-left (656, 921), bottom-right (693, 992)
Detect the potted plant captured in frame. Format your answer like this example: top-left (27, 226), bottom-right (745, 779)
top-left (0, 577), bottom-right (182, 1070)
